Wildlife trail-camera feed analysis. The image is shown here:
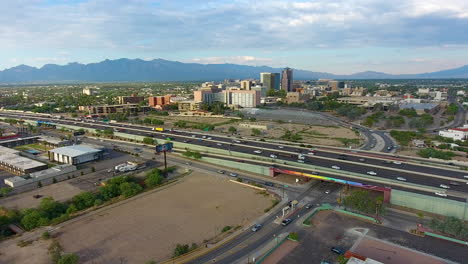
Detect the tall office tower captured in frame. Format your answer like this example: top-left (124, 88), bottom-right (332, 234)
top-left (329, 80), bottom-right (339, 91)
top-left (261, 72), bottom-right (281, 91)
top-left (281, 68), bottom-right (293, 92)
top-left (272, 73), bottom-right (280, 90)
top-left (240, 80), bottom-right (253, 90)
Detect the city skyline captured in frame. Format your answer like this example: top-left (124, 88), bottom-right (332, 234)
top-left (1, 0), bottom-right (468, 74)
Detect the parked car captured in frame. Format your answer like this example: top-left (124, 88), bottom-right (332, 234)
top-left (281, 218), bottom-right (292, 226)
top-left (251, 224), bottom-right (262, 232)
top-left (217, 170), bottom-right (225, 174)
top-left (396, 177), bottom-right (407, 181)
top-left (325, 190), bottom-right (331, 194)
top-left (305, 204), bottom-right (312, 209)
top-left (331, 247), bottom-right (345, 255)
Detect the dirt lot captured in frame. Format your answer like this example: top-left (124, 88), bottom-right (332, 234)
top-left (55, 171), bottom-right (272, 263)
top-left (147, 114), bottom-right (237, 127)
top-left (0, 238), bottom-right (51, 264)
top-left (276, 211), bottom-right (466, 264)
top-left (0, 182), bottom-right (83, 210)
top-left (397, 148), bottom-right (468, 162)
top-left (216, 121), bottom-right (361, 147)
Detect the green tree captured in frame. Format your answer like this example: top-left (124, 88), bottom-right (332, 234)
top-left (145, 169), bottom-right (163, 187)
top-left (57, 253), bottom-right (79, 264)
top-left (143, 137), bottom-right (155, 145)
top-left (228, 126), bottom-right (237, 134)
top-left (119, 182), bottom-right (143, 198)
top-left (251, 128), bottom-right (261, 136)
top-left (21, 209), bottom-right (48, 230)
top-left (72, 192), bottom-right (96, 210)
top-left (446, 103), bottom-right (459, 115)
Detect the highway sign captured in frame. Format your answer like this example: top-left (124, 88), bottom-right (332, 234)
top-left (156, 143), bottom-right (173, 153)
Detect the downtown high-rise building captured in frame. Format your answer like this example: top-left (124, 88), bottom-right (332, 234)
top-left (260, 72), bottom-right (280, 91)
top-left (281, 68), bottom-right (293, 92)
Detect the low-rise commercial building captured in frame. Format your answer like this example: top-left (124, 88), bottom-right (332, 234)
top-left (148, 95), bottom-right (173, 107)
top-left (439, 125), bottom-right (468, 141)
top-left (78, 104), bottom-right (150, 116)
top-left (0, 149), bottom-right (48, 175)
top-left (178, 101), bottom-right (202, 112)
top-left (48, 145), bottom-right (103, 165)
top-left (5, 164), bottom-right (77, 188)
top-left (117, 95), bottom-right (145, 105)
top-left (337, 96), bottom-right (399, 107)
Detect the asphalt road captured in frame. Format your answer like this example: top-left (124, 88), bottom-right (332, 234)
top-left (1, 112), bottom-right (467, 198)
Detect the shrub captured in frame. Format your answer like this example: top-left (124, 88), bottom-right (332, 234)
top-left (288, 232), bottom-right (299, 241)
top-left (222, 226), bottom-right (232, 232)
top-left (41, 231), bottom-right (51, 240)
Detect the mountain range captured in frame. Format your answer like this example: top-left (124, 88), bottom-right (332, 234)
top-left (0, 58), bottom-right (468, 83)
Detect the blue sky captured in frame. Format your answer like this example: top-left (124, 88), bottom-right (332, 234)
top-left (1, 0), bottom-right (468, 74)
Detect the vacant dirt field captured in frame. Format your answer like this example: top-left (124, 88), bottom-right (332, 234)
top-left (217, 121), bottom-right (361, 147)
top-left (0, 238), bottom-right (51, 264)
top-left (147, 115), bottom-right (238, 127)
top-left (0, 182), bottom-right (83, 210)
top-left (56, 171), bottom-right (272, 263)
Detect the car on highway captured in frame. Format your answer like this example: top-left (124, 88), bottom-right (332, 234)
top-left (338, 154), bottom-right (347, 160)
top-left (270, 154), bottom-right (278, 159)
top-left (325, 190), bottom-right (331, 194)
top-left (331, 165), bottom-right (341, 170)
top-left (217, 170), bottom-right (225, 174)
top-left (367, 171), bottom-right (377, 176)
top-left (358, 158), bottom-right (366, 162)
top-left (393, 161), bottom-right (402, 165)
top-left (251, 224), bottom-right (262, 232)
top-left (396, 177), bottom-right (407, 181)
top-left (307, 152), bottom-right (316, 155)
top-left (435, 192), bottom-right (447, 197)
top-left (464, 175), bottom-right (468, 179)
top-left (297, 159), bottom-right (305, 163)
top-left (202, 136), bottom-right (207, 139)
top-left (216, 143), bottom-right (223, 146)
top-left (264, 182), bottom-right (274, 187)
top-left (191, 135), bottom-right (196, 138)
top-left (439, 184), bottom-right (450, 189)
top-left (331, 247), bottom-right (345, 255)
top-left (207, 137), bottom-right (212, 140)
top-left (382, 160), bottom-right (392, 164)
top-left (253, 150), bottom-right (263, 154)
top-left (305, 204), bottom-right (312, 209)
top-left (278, 146), bottom-right (284, 149)
top-left (281, 218), bottom-right (292, 226)
top-left (449, 181), bottom-right (461, 186)
top-left (229, 172), bottom-right (238, 177)
top-left (233, 140), bottom-right (241, 143)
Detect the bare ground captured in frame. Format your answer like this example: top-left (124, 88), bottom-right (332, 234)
top-left (55, 171), bottom-right (272, 263)
top-left (0, 238), bottom-right (51, 264)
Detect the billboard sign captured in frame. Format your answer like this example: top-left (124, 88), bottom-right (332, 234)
top-left (156, 142), bottom-right (173, 153)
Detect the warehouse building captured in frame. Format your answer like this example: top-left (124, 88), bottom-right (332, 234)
top-left (0, 146), bottom-right (48, 175)
top-left (48, 145), bottom-right (103, 165)
top-left (4, 164), bottom-right (77, 188)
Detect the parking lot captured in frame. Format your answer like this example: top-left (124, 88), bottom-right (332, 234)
top-left (276, 211), bottom-right (466, 264)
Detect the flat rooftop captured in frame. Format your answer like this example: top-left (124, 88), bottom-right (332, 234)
top-left (0, 154), bottom-right (47, 170)
top-left (0, 145), bottom-right (20, 155)
top-left (399, 102), bottom-right (439, 110)
top-left (49, 145), bottom-right (101, 158)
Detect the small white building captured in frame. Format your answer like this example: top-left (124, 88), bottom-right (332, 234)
top-left (439, 126), bottom-right (468, 141)
top-left (48, 145), bottom-right (102, 165)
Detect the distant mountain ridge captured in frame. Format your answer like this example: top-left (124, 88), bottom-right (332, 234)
top-left (0, 58), bottom-right (467, 83)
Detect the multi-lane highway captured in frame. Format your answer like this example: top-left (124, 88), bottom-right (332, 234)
top-left (1, 111), bottom-right (467, 200)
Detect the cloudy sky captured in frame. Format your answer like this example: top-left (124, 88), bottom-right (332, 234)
top-left (1, 0), bottom-right (468, 74)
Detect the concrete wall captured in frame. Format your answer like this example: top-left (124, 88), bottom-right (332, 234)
top-left (390, 189), bottom-right (468, 220)
top-left (201, 157), bottom-right (271, 176)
